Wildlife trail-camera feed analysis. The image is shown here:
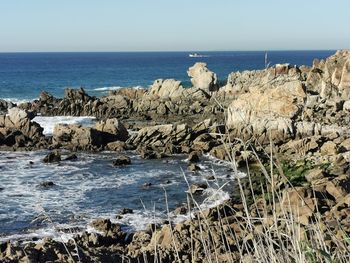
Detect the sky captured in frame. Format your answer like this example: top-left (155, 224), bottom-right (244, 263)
top-left (0, 0), bottom-right (349, 52)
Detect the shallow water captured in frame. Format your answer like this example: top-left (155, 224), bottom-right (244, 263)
top-left (0, 150), bottom-right (241, 242)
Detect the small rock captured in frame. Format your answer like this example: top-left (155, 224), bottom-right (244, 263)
top-left (118, 208), bottom-right (133, 215)
top-left (64, 153), bottom-right (78, 161)
top-left (188, 163), bottom-right (200, 172)
top-left (206, 175), bottom-right (215, 181)
top-left (113, 155), bottom-right (131, 166)
top-left (43, 150), bottom-right (61, 163)
top-left (40, 181), bottom-right (55, 188)
top-left (174, 206), bottom-right (188, 215)
top-left (29, 161), bottom-right (34, 165)
top-left (188, 151), bottom-right (200, 163)
top-left (188, 183), bottom-right (207, 194)
top-left (0, 187), bottom-right (4, 191)
top-left (142, 182), bottom-right (152, 188)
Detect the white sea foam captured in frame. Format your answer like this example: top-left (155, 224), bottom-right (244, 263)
top-left (1, 98), bottom-right (35, 105)
top-left (93, 86), bottom-right (144, 92)
top-left (33, 116), bottom-right (97, 135)
top-left (0, 150), bottom-right (236, 242)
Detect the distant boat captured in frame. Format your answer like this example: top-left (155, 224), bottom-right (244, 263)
top-left (189, 53), bottom-right (209, 58)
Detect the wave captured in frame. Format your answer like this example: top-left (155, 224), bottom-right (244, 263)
top-left (33, 116), bottom-right (97, 135)
top-left (1, 98), bottom-right (36, 105)
top-left (93, 86), bottom-right (144, 92)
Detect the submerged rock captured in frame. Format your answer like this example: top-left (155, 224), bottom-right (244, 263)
top-left (39, 181), bottom-right (55, 188)
top-left (188, 163), bottom-right (201, 172)
top-left (188, 183), bottom-right (207, 194)
top-left (63, 153), bottom-right (78, 161)
top-left (113, 155), bottom-right (131, 166)
top-left (43, 150), bottom-right (61, 163)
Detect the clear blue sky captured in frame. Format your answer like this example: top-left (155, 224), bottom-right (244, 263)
top-left (0, 0), bottom-right (349, 52)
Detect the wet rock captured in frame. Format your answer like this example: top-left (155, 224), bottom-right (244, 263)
top-left (188, 163), bottom-right (200, 172)
top-left (95, 118), bottom-right (129, 142)
top-left (174, 206), bottom-right (188, 215)
top-left (138, 147), bottom-right (165, 159)
top-left (63, 153), bottom-right (77, 161)
top-left (90, 218), bottom-right (127, 245)
top-left (188, 151), bottom-right (200, 163)
top-left (43, 150), bottom-right (61, 163)
top-left (119, 208), bottom-right (134, 215)
top-left (113, 155), bottom-right (131, 166)
top-left (142, 182), bottom-right (152, 188)
top-left (206, 175), bottom-right (215, 181)
top-left (106, 141), bottom-right (126, 152)
top-left (0, 187), bottom-right (4, 191)
top-left (39, 181), bottom-right (55, 188)
top-left (188, 183), bottom-right (207, 194)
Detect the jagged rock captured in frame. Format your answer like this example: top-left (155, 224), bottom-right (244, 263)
top-left (0, 108), bottom-right (44, 148)
top-left (187, 62), bottom-right (218, 93)
top-left (64, 87), bottom-right (91, 102)
top-left (188, 163), bottom-right (200, 172)
top-left (95, 118), bottom-right (129, 142)
top-left (39, 181), bottom-right (55, 188)
top-left (148, 79), bottom-right (185, 99)
top-left (321, 141), bottom-right (338, 155)
top-left (0, 99), bottom-right (15, 114)
top-left (188, 151), bottom-right (200, 163)
top-left (118, 208), bottom-right (133, 215)
top-left (63, 153), bottom-right (78, 161)
top-left (43, 150), bottom-right (61, 163)
top-left (305, 169), bottom-right (325, 182)
top-left (188, 183), bottom-right (207, 194)
top-left (113, 155), bottom-right (131, 166)
top-left (227, 79), bottom-right (306, 144)
top-left (106, 141), bottom-right (127, 152)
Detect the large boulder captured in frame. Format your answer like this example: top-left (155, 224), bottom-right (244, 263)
top-left (64, 87), bottom-right (91, 102)
top-left (147, 79), bottom-right (185, 99)
top-left (53, 124), bottom-right (106, 149)
top-left (53, 118), bottom-right (128, 150)
top-left (95, 118), bottom-right (129, 142)
top-left (0, 99), bottom-right (15, 114)
top-left (187, 63), bottom-right (218, 93)
top-left (0, 108), bottom-right (44, 148)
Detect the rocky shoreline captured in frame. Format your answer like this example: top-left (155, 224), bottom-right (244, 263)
top-left (1, 50), bottom-right (350, 262)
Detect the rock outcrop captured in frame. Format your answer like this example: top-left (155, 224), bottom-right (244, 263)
top-left (187, 62), bottom-right (218, 93)
top-left (0, 107), bottom-right (45, 149)
top-left (53, 118), bottom-right (128, 150)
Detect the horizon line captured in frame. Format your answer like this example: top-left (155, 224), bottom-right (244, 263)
top-left (0, 49), bottom-right (340, 54)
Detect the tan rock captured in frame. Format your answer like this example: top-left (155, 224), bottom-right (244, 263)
top-left (187, 62), bottom-right (218, 93)
top-left (148, 79), bottom-right (185, 99)
top-left (95, 118), bottom-right (129, 141)
top-left (321, 141), bottom-right (338, 155)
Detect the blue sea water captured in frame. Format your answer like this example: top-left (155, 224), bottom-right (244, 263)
top-left (0, 50), bottom-right (335, 101)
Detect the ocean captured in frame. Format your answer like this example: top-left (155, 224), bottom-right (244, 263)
top-left (0, 50), bottom-right (335, 102)
top-left (0, 50), bottom-right (335, 242)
